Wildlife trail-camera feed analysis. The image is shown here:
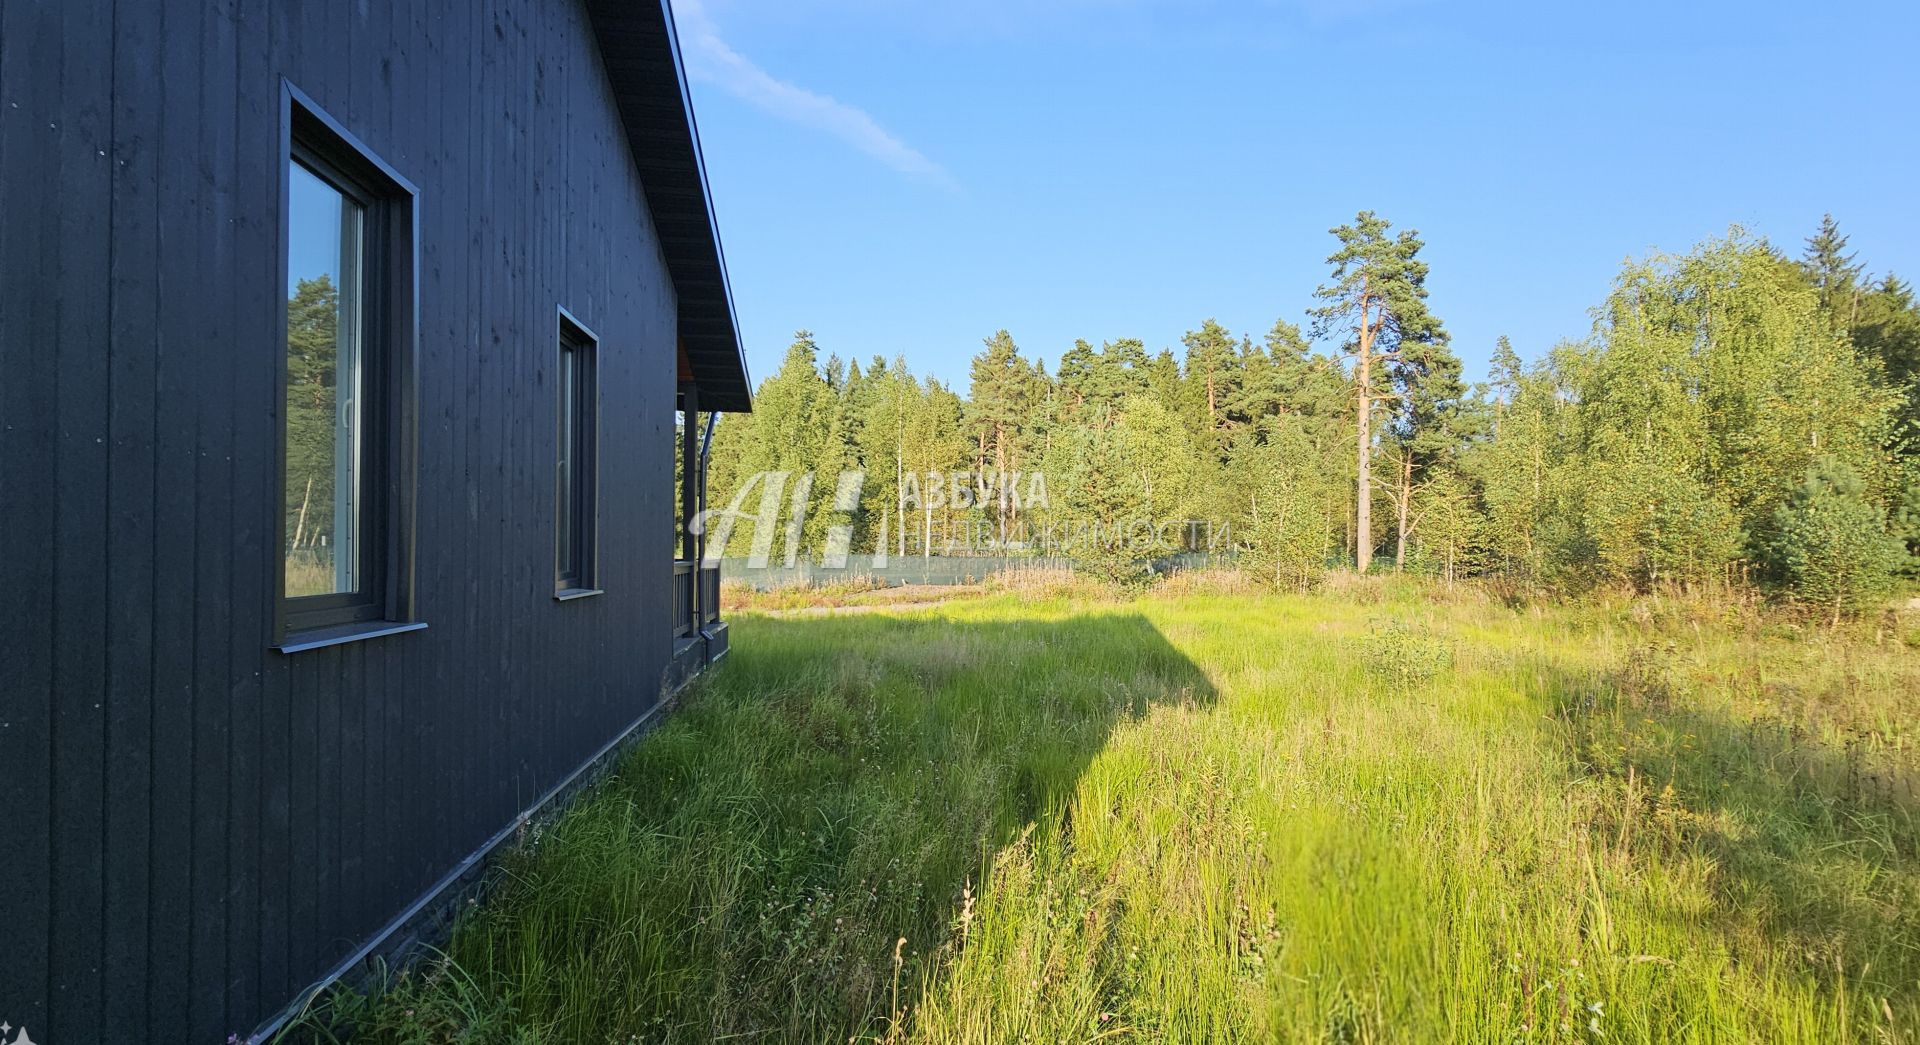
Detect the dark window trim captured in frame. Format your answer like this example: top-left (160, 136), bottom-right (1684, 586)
top-left (555, 307), bottom-right (600, 595)
top-left (274, 81), bottom-right (422, 652)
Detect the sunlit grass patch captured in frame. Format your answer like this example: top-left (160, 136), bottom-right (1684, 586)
top-left (303, 589), bottom-right (1920, 1043)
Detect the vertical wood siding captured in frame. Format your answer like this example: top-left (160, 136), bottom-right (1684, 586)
top-left (0, 1), bottom-right (683, 1039)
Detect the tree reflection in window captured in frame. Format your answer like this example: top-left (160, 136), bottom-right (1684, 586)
top-left (285, 160), bottom-right (364, 598)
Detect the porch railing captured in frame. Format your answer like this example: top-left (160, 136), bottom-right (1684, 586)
top-left (673, 560), bottom-right (695, 638)
top-left (699, 564), bottom-right (720, 625)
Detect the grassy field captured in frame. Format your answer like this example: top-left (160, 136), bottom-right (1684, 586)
top-left (310, 581), bottom-right (1920, 1043)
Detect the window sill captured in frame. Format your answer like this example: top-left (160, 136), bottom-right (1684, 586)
top-left (554, 587), bottom-right (605, 602)
top-left (276, 620), bottom-right (429, 654)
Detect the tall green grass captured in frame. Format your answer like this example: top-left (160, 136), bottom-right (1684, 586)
top-left (304, 585), bottom-right (1920, 1043)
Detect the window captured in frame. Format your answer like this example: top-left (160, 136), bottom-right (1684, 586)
top-left (284, 159), bottom-right (365, 600)
top-left (556, 310), bottom-right (599, 595)
top-left (278, 86), bottom-right (420, 647)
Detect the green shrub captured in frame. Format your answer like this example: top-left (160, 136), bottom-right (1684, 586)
top-left (1350, 617), bottom-right (1454, 690)
top-left (1767, 457), bottom-right (1905, 621)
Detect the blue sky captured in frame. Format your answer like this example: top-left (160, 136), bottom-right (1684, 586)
top-left (672, 0), bottom-right (1920, 390)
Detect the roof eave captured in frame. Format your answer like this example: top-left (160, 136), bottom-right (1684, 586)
top-left (586, 0), bottom-right (753, 412)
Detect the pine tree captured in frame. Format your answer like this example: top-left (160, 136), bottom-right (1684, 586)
top-left (1031, 356), bottom-right (1056, 438)
top-left (966, 329), bottom-right (1028, 475)
top-left (1384, 320), bottom-right (1467, 569)
top-left (1081, 339), bottom-right (1150, 426)
top-left (855, 356), bottom-right (917, 557)
top-left (1891, 458), bottom-right (1920, 578)
top-left (1768, 457), bottom-right (1904, 622)
top-left (1854, 274), bottom-right (1920, 443)
top-left (808, 358), bottom-right (867, 555)
top-left (1145, 348), bottom-right (1184, 414)
top-left (1180, 318), bottom-right (1241, 442)
top-left (1056, 338), bottom-right (1098, 421)
top-left (1489, 335), bottom-right (1524, 405)
top-left (903, 379), bottom-right (968, 556)
top-left (729, 331), bottom-right (834, 562)
top-left (1307, 211), bottom-right (1449, 572)
top-left (965, 330), bottom-right (1048, 541)
top-left (1800, 213), bottom-right (1864, 319)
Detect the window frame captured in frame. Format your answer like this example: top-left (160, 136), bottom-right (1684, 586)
top-left (274, 83), bottom-right (422, 651)
top-left (555, 308), bottom-right (601, 598)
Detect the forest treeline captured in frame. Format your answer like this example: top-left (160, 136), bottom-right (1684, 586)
top-left (701, 213), bottom-right (1920, 617)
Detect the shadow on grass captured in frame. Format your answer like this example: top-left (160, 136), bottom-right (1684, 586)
top-left (1543, 651), bottom-right (1920, 1026)
top-left (297, 609), bottom-right (1215, 1043)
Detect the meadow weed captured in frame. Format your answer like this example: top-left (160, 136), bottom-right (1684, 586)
top-left (301, 586), bottom-right (1920, 1043)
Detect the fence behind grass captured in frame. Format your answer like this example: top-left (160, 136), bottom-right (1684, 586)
top-left (719, 555), bottom-right (1065, 590)
top-left (721, 553), bottom-right (1240, 590)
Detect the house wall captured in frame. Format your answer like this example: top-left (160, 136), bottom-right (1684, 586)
top-left (0, 1), bottom-right (685, 1039)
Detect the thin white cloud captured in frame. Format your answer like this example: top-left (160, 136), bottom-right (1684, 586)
top-left (671, 0), bottom-right (956, 188)
top-left (679, 0), bottom-right (1425, 41)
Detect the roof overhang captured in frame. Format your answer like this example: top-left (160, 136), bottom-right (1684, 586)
top-left (586, 0), bottom-right (753, 412)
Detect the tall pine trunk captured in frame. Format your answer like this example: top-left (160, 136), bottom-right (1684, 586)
top-left (1354, 300), bottom-right (1374, 573)
top-left (995, 426), bottom-right (1007, 546)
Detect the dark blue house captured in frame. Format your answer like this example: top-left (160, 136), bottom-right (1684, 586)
top-left (0, 0), bottom-right (750, 1039)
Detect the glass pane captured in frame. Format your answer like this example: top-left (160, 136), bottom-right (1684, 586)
top-left (557, 344), bottom-right (574, 579)
top-left (675, 408), bottom-right (686, 552)
top-left (285, 160), bottom-right (365, 598)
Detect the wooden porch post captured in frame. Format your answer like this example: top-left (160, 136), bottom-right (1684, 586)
top-left (680, 381), bottom-right (700, 620)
